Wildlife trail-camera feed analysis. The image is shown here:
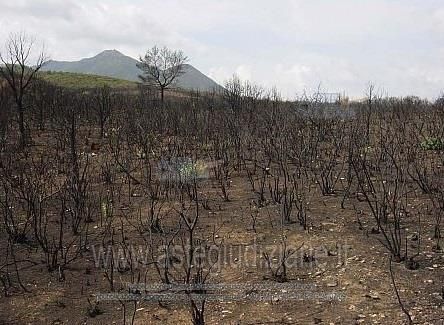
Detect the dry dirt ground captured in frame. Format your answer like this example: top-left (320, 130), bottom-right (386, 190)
top-left (0, 133), bottom-right (443, 325)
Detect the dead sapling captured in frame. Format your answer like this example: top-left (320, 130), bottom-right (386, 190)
top-left (262, 236), bottom-right (303, 282)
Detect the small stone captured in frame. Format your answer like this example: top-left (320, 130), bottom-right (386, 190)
top-left (365, 292), bottom-right (381, 300)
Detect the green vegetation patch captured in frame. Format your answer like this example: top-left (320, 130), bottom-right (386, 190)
top-left (420, 137), bottom-right (444, 151)
top-left (39, 71), bottom-right (138, 89)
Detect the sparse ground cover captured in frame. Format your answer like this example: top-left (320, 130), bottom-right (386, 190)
top-left (0, 79), bottom-right (443, 325)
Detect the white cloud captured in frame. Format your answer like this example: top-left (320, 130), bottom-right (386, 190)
top-left (235, 65), bottom-right (252, 81)
top-left (208, 66), bottom-right (230, 85)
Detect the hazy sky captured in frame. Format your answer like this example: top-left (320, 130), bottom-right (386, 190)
top-left (1, 0), bottom-right (443, 98)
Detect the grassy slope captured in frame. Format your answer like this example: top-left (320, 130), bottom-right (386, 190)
top-left (39, 71), bottom-right (139, 89)
top-left (38, 71), bottom-right (200, 99)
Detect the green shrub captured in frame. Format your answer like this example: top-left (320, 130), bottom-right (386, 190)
top-left (420, 137), bottom-right (444, 151)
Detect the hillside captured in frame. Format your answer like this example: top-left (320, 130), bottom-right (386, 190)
top-left (42, 50), bottom-right (222, 92)
top-left (39, 71), bottom-right (138, 89)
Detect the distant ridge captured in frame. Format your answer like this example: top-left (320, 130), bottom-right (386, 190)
top-left (42, 49), bottom-right (223, 92)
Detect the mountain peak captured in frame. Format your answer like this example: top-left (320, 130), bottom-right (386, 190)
top-left (95, 49), bottom-right (125, 58)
